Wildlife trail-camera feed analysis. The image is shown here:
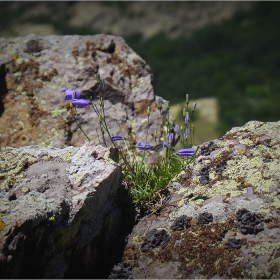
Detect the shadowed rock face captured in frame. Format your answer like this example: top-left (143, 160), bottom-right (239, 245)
top-left (0, 34), bottom-right (167, 149)
top-left (118, 121), bottom-right (280, 279)
top-left (0, 142), bottom-right (122, 278)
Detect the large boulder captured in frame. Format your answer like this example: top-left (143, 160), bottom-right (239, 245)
top-left (0, 34), bottom-right (166, 149)
top-left (117, 121), bottom-right (280, 279)
top-left (0, 142), bottom-right (122, 278)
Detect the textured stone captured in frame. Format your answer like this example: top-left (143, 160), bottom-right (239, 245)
top-left (0, 34), bottom-right (167, 149)
top-left (120, 121), bottom-right (280, 279)
top-left (0, 142), bottom-right (122, 278)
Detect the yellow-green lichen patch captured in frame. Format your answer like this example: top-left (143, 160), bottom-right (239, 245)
top-left (15, 58), bottom-right (24, 65)
top-left (50, 128), bottom-right (59, 138)
top-left (60, 151), bottom-right (74, 162)
top-left (0, 152), bottom-right (37, 190)
top-left (252, 241), bottom-right (280, 257)
top-left (18, 120), bottom-right (25, 130)
top-left (51, 108), bottom-right (67, 118)
top-left (0, 213), bottom-right (7, 231)
top-left (21, 187), bottom-right (30, 193)
top-left (254, 177), bottom-right (278, 195)
top-left (132, 87), bottom-right (139, 93)
top-left (239, 138), bottom-right (254, 146)
top-left (103, 150), bottom-right (117, 164)
top-left (246, 265), bottom-right (271, 279)
top-left (44, 81), bottom-right (56, 89)
top-left (203, 180), bottom-right (241, 198)
top-left (40, 100), bottom-right (46, 105)
top-left (262, 161), bottom-right (280, 177)
top-left (41, 119), bottom-right (47, 125)
top-left (16, 85), bottom-right (23, 92)
top-left (0, 218), bottom-right (7, 231)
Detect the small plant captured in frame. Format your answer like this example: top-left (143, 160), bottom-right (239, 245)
top-left (63, 74), bottom-right (198, 213)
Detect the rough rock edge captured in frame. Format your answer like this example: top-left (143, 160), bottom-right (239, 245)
top-left (0, 142), bottom-right (122, 278)
top-left (120, 121), bottom-right (280, 279)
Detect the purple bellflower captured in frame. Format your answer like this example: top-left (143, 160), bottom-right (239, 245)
top-left (184, 128), bottom-right (189, 139)
top-left (137, 141), bottom-right (152, 150)
top-left (177, 148), bottom-right (195, 157)
top-left (72, 99), bottom-right (89, 106)
top-left (192, 102), bottom-right (196, 111)
top-left (185, 112), bottom-right (189, 124)
top-left (63, 88), bottom-right (81, 100)
top-left (169, 133), bottom-right (174, 142)
top-left (174, 125), bottom-right (180, 136)
top-left (100, 79), bottom-right (106, 91)
top-left (111, 135), bottom-right (124, 141)
top-left (163, 141), bottom-right (169, 148)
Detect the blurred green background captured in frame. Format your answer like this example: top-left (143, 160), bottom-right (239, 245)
top-left (1, 1), bottom-right (279, 144)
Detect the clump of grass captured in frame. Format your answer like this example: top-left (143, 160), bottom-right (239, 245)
top-left (63, 74), bottom-right (198, 213)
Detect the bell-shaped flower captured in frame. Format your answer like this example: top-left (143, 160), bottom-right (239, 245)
top-left (63, 88), bottom-right (81, 100)
top-left (72, 99), bottom-right (89, 106)
top-left (100, 79), bottom-right (106, 91)
top-left (177, 148), bottom-right (194, 157)
top-left (163, 141), bottom-right (169, 148)
top-left (137, 141), bottom-right (152, 150)
top-left (185, 112), bottom-right (189, 124)
top-left (169, 133), bottom-right (174, 142)
top-left (184, 128), bottom-right (189, 139)
top-left (192, 102), bottom-right (196, 111)
top-left (174, 125), bottom-right (180, 136)
top-left (111, 135), bottom-right (124, 141)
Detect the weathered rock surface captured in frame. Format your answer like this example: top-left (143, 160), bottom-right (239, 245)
top-left (0, 34), bottom-right (166, 149)
top-left (0, 142), bottom-right (122, 278)
top-left (119, 121), bottom-right (280, 279)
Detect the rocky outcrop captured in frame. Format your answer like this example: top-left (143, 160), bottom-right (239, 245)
top-left (0, 34), bottom-right (166, 149)
top-left (0, 142), bottom-right (122, 278)
top-left (118, 121), bottom-right (280, 279)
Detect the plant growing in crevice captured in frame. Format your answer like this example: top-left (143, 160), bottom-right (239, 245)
top-left (63, 74), bottom-right (198, 213)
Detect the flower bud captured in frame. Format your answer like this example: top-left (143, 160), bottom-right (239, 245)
top-left (174, 124), bottom-right (180, 135)
top-left (183, 108), bottom-right (186, 117)
top-left (99, 97), bottom-right (103, 106)
top-left (147, 106), bottom-right (151, 116)
top-left (166, 101), bottom-right (170, 110)
top-left (98, 116), bottom-right (102, 123)
top-left (186, 94), bottom-right (189, 104)
top-left (100, 79), bottom-right (105, 91)
top-left (156, 97), bottom-right (162, 109)
top-left (192, 102), bottom-right (196, 111)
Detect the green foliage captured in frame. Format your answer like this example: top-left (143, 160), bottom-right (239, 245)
top-left (68, 76), bottom-right (196, 213)
top-left (122, 148), bottom-right (191, 211)
top-left (125, 2), bottom-right (280, 134)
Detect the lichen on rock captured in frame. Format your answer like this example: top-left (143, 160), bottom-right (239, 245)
top-left (0, 142), bottom-right (122, 278)
top-left (120, 120), bottom-right (280, 279)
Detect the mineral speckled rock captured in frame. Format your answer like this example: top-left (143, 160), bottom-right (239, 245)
top-left (0, 34), bottom-right (167, 149)
top-left (0, 142), bottom-right (122, 278)
top-left (121, 121), bottom-right (280, 279)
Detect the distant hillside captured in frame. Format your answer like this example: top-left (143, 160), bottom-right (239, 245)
top-left (0, 2), bottom-right (253, 39)
top-left (1, 2), bottom-right (278, 136)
